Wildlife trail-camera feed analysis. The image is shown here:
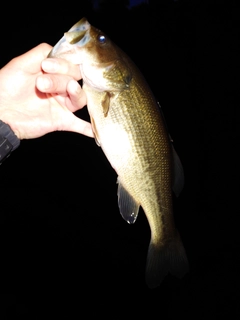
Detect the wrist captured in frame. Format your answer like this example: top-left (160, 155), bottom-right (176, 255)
top-left (0, 119), bottom-right (20, 164)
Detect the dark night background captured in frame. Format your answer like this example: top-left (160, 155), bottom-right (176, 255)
top-left (1, 0), bottom-right (239, 318)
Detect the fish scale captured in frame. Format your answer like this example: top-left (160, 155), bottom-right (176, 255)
top-left (48, 17), bottom-right (189, 288)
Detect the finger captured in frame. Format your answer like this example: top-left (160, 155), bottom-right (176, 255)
top-left (61, 114), bottom-right (94, 138)
top-left (12, 43), bottom-right (52, 72)
top-left (42, 58), bottom-right (82, 80)
top-left (66, 80), bottom-right (87, 112)
top-left (36, 74), bottom-right (72, 93)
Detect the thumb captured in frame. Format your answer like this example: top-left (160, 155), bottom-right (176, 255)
top-left (62, 113), bottom-right (94, 138)
top-left (16, 43), bottom-right (52, 72)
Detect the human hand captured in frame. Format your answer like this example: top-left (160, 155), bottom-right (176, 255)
top-left (0, 43), bottom-right (93, 140)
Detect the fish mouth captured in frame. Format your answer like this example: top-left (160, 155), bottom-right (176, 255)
top-left (64, 17), bottom-right (90, 44)
top-left (48, 17), bottom-right (91, 58)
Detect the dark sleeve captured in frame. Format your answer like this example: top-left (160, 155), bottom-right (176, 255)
top-left (0, 119), bottom-right (20, 164)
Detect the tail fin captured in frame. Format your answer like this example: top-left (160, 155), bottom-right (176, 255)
top-left (145, 232), bottom-right (189, 289)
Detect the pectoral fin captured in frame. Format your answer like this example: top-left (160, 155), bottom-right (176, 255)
top-left (101, 92), bottom-right (111, 117)
top-left (117, 178), bottom-right (140, 224)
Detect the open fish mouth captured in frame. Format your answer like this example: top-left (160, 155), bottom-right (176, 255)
top-left (48, 18), bottom-right (91, 58)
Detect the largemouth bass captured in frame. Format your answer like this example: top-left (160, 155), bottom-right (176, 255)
top-left (48, 18), bottom-right (189, 288)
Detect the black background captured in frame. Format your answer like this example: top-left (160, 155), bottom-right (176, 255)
top-left (2, 0), bottom-right (239, 318)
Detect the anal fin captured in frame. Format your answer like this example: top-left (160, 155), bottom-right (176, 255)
top-left (117, 177), bottom-right (140, 224)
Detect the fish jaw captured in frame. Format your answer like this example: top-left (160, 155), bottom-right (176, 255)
top-left (48, 35), bottom-right (85, 64)
top-left (48, 17), bottom-right (91, 63)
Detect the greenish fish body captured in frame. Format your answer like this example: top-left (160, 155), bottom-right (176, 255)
top-left (48, 18), bottom-right (189, 288)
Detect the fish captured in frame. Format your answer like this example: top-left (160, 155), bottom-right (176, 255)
top-left (48, 17), bottom-right (189, 288)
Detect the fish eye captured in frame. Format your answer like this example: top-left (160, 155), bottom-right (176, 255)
top-left (98, 34), bottom-right (106, 44)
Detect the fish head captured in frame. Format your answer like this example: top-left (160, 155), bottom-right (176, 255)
top-left (48, 17), bottom-right (132, 91)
